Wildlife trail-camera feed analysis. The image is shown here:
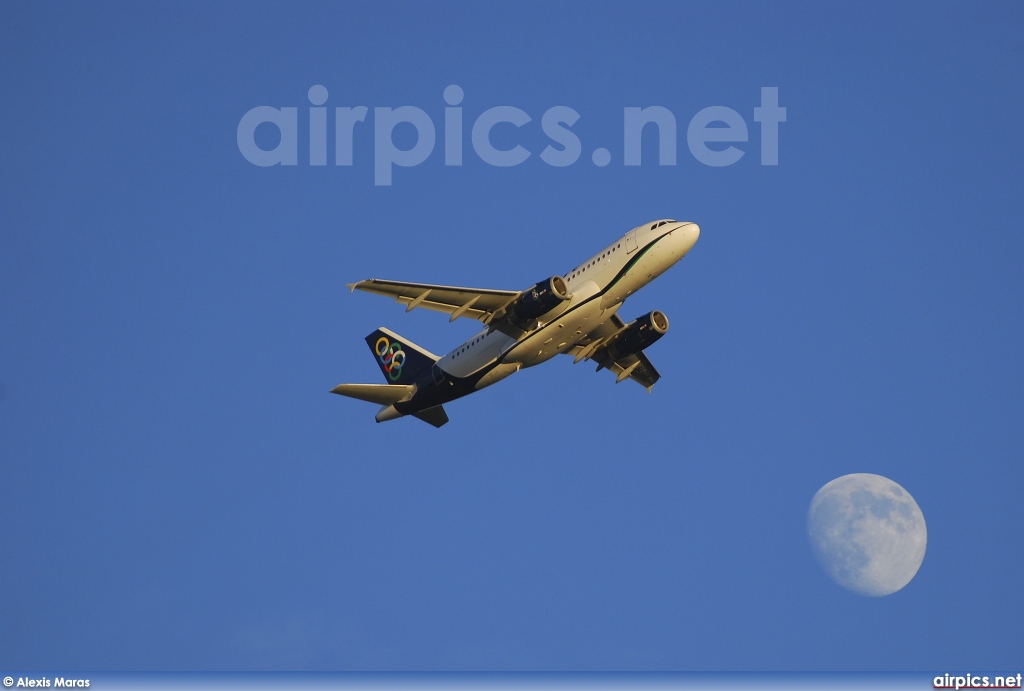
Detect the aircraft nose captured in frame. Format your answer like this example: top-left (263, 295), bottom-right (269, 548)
top-left (677, 222), bottom-right (700, 253)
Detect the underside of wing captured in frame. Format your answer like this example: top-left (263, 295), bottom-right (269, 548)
top-left (602, 350), bottom-right (662, 390)
top-left (564, 313), bottom-right (663, 391)
top-left (348, 279), bottom-right (519, 323)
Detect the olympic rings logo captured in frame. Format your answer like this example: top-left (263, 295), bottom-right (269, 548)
top-left (376, 336), bottom-right (407, 381)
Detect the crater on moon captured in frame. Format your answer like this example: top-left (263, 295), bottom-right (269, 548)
top-left (808, 473), bottom-right (927, 597)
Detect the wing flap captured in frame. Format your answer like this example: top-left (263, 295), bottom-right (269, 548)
top-left (349, 279), bottom-right (519, 322)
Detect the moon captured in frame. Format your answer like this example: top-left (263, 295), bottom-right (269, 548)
top-left (807, 473), bottom-right (927, 596)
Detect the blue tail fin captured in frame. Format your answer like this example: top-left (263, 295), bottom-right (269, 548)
top-left (365, 327), bottom-right (438, 385)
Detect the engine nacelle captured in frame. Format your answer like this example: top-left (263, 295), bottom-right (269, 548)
top-left (507, 276), bottom-right (571, 326)
top-left (605, 310), bottom-right (669, 361)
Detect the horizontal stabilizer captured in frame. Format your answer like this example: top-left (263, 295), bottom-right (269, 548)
top-left (330, 383), bottom-right (414, 406)
top-left (412, 405), bottom-right (449, 428)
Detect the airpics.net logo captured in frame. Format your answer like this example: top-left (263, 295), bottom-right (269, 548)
top-left (236, 85), bottom-right (786, 186)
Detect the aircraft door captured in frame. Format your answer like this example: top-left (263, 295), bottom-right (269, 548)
top-left (432, 363), bottom-right (446, 384)
top-left (626, 229), bottom-right (638, 253)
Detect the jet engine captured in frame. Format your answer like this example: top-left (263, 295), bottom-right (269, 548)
top-left (604, 310), bottom-right (669, 361)
top-left (507, 276), bottom-right (571, 327)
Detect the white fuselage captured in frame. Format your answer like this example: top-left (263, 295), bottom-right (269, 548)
top-left (436, 220), bottom-right (700, 389)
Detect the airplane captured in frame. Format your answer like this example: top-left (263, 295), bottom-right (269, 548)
top-left (332, 219), bottom-right (700, 427)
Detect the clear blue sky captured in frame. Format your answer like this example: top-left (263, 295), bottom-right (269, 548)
top-left (2, 1), bottom-right (1022, 672)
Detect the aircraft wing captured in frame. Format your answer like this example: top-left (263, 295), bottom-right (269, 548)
top-left (604, 350), bottom-right (662, 390)
top-left (347, 279), bottom-right (520, 323)
top-left (565, 313), bottom-right (663, 391)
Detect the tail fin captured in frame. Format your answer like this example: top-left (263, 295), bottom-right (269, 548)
top-left (365, 327), bottom-right (439, 385)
